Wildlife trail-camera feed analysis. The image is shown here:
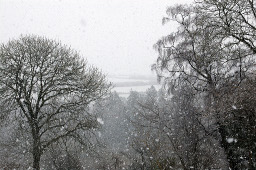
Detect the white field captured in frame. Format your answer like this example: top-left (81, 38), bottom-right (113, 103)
top-left (113, 85), bottom-right (161, 98)
top-left (108, 75), bottom-right (161, 97)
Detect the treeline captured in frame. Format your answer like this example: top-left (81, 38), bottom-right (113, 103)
top-left (89, 86), bottom-right (227, 169)
top-left (97, 0), bottom-right (256, 169)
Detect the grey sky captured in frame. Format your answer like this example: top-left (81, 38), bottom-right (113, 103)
top-left (0, 0), bottom-right (192, 77)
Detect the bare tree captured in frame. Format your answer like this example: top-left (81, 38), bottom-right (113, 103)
top-left (198, 0), bottom-right (256, 54)
top-left (153, 3), bottom-right (256, 169)
top-left (0, 35), bottom-right (111, 169)
top-left (128, 86), bottom-right (226, 169)
top-left (153, 4), bottom-right (253, 95)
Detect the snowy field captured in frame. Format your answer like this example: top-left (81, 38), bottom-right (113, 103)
top-left (109, 75), bottom-right (161, 97)
top-left (113, 85), bottom-right (161, 98)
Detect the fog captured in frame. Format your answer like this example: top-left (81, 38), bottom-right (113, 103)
top-left (0, 0), bottom-right (191, 78)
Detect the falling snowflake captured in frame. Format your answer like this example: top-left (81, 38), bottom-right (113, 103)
top-left (97, 118), bottom-right (104, 125)
top-left (226, 138), bottom-right (237, 143)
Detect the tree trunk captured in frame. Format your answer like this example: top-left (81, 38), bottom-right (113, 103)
top-left (32, 126), bottom-right (41, 170)
top-left (217, 123), bottom-right (237, 170)
top-left (32, 148), bottom-right (41, 170)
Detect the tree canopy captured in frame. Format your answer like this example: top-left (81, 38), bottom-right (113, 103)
top-left (0, 35), bottom-right (111, 169)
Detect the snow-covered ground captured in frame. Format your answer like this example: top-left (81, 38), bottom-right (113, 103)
top-left (109, 75), bottom-right (161, 97)
top-left (113, 85), bottom-right (161, 98)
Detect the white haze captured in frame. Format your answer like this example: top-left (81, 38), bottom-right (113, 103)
top-left (0, 0), bottom-right (192, 78)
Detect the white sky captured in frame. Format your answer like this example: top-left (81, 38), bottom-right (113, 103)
top-left (0, 0), bottom-right (192, 77)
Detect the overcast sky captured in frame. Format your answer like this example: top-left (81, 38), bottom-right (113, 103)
top-left (0, 0), bottom-right (192, 77)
